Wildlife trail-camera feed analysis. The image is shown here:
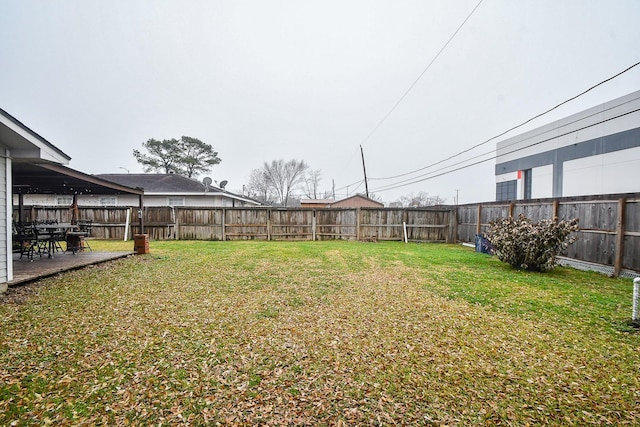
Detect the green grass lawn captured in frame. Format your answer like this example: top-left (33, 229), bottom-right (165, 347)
top-left (1, 240), bottom-right (638, 425)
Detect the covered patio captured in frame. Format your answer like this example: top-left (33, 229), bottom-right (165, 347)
top-left (10, 161), bottom-right (145, 287)
top-left (0, 107), bottom-right (148, 293)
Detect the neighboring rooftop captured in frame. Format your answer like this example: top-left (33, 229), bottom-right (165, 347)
top-left (95, 173), bottom-right (219, 193)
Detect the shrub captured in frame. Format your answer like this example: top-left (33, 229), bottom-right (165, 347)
top-left (485, 214), bottom-right (579, 272)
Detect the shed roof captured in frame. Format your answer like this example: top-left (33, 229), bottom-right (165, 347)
top-left (331, 194), bottom-right (384, 208)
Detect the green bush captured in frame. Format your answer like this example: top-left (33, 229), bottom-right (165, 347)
top-left (485, 214), bottom-right (579, 272)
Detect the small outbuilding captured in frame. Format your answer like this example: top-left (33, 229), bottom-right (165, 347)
top-left (329, 194), bottom-right (384, 209)
top-left (299, 199), bottom-right (334, 209)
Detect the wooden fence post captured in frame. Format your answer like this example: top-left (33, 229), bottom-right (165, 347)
top-left (356, 208), bottom-right (361, 241)
top-left (267, 209), bottom-right (272, 241)
top-left (476, 204), bottom-right (482, 236)
top-left (174, 207), bottom-right (180, 240)
top-left (614, 198), bottom-right (626, 277)
top-left (312, 210), bottom-right (316, 241)
top-left (448, 207), bottom-right (458, 243)
top-left (552, 199), bottom-right (559, 221)
top-left (221, 208), bottom-right (226, 241)
top-left (508, 202), bottom-right (515, 218)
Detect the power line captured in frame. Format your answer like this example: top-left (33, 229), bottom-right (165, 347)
top-left (371, 95), bottom-right (640, 189)
top-left (371, 107), bottom-right (640, 193)
top-left (369, 60), bottom-right (640, 182)
top-left (333, 178), bottom-right (364, 193)
top-left (359, 0), bottom-right (483, 148)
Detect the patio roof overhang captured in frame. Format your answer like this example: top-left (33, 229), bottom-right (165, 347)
top-left (12, 162), bottom-right (144, 196)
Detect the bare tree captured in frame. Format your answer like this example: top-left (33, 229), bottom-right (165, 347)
top-left (245, 159), bottom-right (309, 206)
top-left (246, 169), bottom-right (273, 204)
top-left (367, 192), bottom-right (384, 203)
top-left (263, 159), bottom-right (308, 206)
top-left (397, 191), bottom-right (446, 207)
top-left (303, 169), bottom-right (323, 199)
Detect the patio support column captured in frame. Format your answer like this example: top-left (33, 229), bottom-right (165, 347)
top-left (138, 194), bottom-right (145, 234)
top-left (18, 193), bottom-right (24, 225)
top-left (71, 194), bottom-right (78, 224)
top-left (6, 151), bottom-right (13, 286)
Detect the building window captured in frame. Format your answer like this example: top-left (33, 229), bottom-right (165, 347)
top-left (56, 196), bottom-right (73, 206)
top-left (168, 197), bottom-right (184, 206)
top-left (496, 180), bottom-right (517, 201)
top-left (100, 196), bottom-right (117, 206)
top-left (523, 169), bottom-right (532, 199)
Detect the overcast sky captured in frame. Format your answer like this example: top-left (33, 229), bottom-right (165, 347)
top-left (1, 0), bottom-right (639, 204)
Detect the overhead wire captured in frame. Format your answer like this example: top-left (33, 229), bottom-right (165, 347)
top-left (371, 107), bottom-right (640, 193)
top-left (371, 94), bottom-right (640, 190)
top-left (333, 178), bottom-right (365, 193)
top-left (358, 0), bottom-right (484, 148)
top-left (369, 60), bottom-right (640, 182)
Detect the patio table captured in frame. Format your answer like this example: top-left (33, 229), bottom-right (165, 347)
top-left (35, 223), bottom-right (76, 258)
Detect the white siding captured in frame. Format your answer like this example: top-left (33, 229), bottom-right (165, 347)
top-left (531, 165), bottom-right (554, 199)
top-left (563, 146), bottom-right (640, 197)
top-left (495, 171), bottom-right (518, 183)
top-left (0, 149), bottom-right (8, 284)
top-left (16, 193), bottom-right (258, 208)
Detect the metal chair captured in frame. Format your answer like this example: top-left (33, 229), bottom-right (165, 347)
top-left (16, 223), bottom-right (38, 260)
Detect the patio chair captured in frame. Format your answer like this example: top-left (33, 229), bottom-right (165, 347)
top-left (16, 223), bottom-right (38, 260)
top-left (34, 225), bottom-right (55, 258)
top-left (50, 227), bottom-right (67, 254)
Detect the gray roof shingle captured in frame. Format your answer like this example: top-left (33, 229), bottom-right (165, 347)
top-left (94, 174), bottom-right (218, 193)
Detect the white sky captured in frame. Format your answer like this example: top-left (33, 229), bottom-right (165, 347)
top-left (1, 0), bottom-right (639, 204)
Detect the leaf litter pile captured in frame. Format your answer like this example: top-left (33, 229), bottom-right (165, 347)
top-left (1, 241), bottom-right (638, 425)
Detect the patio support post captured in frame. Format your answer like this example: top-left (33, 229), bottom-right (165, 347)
top-left (18, 192), bottom-right (24, 224)
top-left (71, 194), bottom-right (79, 225)
top-left (138, 194), bottom-right (145, 234)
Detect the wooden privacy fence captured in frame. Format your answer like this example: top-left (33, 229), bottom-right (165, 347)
top-left (14, 192), bottom-right (640, 276)
top-left (14, 206), bottom-right (457, 243)
top-left (145, 207), bottom-right (457, 243)
top-left (457, 193), bottom-right (640, 276)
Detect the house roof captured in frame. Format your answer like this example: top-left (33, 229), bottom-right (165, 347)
top-left (96, 174), bottom-right (212, 193)
top-left (95, 174), bottom-right (260, 205)
top-left (0, 107), bottom-right (71, 163)
top-left (1, 109), bottom-right (141, 196)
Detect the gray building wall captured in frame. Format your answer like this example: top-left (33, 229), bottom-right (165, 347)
top-left (495, 90), bottom-right (640, 200)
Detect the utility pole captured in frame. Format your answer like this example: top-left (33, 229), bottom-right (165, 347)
top-left (455, 189), bottom-right (460, 205)
top-left (360, 145), bottom-right (369, 198)
top-left (332, 179), bottom-right (336, 200)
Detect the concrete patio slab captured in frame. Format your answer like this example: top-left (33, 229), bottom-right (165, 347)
top-left (9, 251), bottom-right (134, 287)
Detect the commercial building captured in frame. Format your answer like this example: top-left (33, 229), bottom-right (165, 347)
top-left (495, 90), bottom-right (640, 200)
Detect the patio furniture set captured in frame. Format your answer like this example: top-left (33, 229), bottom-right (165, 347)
top-left (14, 219), bottom-right (93, 260)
